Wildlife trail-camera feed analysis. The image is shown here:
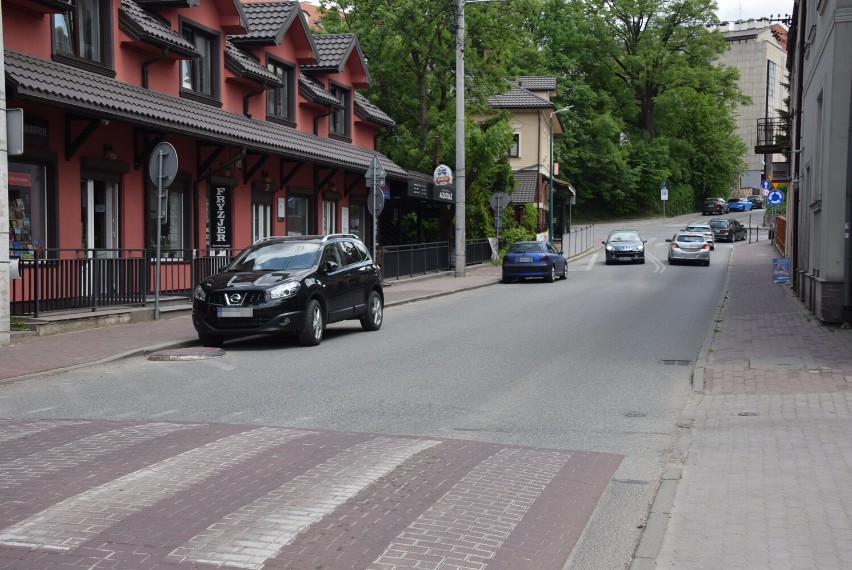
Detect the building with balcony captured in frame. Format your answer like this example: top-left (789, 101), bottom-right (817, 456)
top-left (713, 19), bottom-right (789, 191)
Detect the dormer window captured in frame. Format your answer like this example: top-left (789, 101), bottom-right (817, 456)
top-left (330, 83), bottom-right (351, 140)
top-left (52, 0), bottom-right (113, 72)
top-left (267, 58), bottom-right (295, 125)
top-left (180, 20), bottom-right (220, 102)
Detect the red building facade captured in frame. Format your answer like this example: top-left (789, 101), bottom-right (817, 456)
top-left (4, 0), bottom-right (403, 262)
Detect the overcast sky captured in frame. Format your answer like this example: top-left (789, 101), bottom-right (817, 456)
top-left (715, 0), bottom-right (795, 22)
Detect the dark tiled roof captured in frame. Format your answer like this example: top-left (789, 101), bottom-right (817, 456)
top-left (225, 40), bottom-right (284, 86)
top-left (516, 76), bottom-right (556, 91)
top-left (354, 92), bottom-right (395, 128)
top-left (4, 50), bottom-right (406, 177)
top-left (229, 1), bottom-right (300, 45)
top-left (301, 33), bottom-right (366, 76)
top-left (488, 86), bottom-right (554, 109)
top-left (298, 73), bottom-right (342, 108)
top-left (511, 169), bottom-right (539, 203)
top-left (118, 0), bottom-right (199, 57)
top-left (136, 0), bottom-right (200, 7)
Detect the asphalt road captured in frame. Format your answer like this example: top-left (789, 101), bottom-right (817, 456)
top-left (0, 210), bottom-right (764, 569)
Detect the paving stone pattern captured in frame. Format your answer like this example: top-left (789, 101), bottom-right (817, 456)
top-left (653, 241), bottom-right (852, 570)
top-left (0, 419), bottom-right (621, 569)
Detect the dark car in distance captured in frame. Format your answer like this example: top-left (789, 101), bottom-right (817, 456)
top-left (502, 241), bottom-right (568, 283)
top-left (602, 230), bottom-right (647, 264)
top-left (748, 194), bottom-right (765, 209)
top-left (708, 218), bottom-right (747, 242)
top-left (702, 198), bottom-right (730, 216)
top-left (192, 234), bottom-right (384, 347)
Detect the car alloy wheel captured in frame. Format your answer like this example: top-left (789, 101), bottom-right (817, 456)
top-left (546, 265), bottom-right (556, 283)
top-left (360, 291), bottom-right (383, 331)
top-left (298, 299), bottom-right (324, 346)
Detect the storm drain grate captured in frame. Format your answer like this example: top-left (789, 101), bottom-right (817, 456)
top-left (660, 359), bottom-right (691, 366)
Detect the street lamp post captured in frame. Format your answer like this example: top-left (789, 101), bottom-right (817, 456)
top-left (548, 105), bottom-right (573, 241)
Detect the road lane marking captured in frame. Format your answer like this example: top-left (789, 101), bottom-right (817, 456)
top-left (171, 436), bottom-right (441, 570)
top-left (0, 427), bottom-right (311, 551)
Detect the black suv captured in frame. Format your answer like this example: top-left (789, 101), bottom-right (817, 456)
top-left (708, 218), bottom-right (747, 242)
top-left (702, 197), bottom-right (730, 216)
top-left (192, 234), bottom-right (383, 347)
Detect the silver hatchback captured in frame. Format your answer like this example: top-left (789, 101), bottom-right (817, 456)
top-left (666, 232), bottom-right (711, 266)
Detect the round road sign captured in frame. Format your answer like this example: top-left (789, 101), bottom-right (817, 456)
top-left (367, 187), bottom-right (385, 216)
top-left (148, 142), bottom-right (178, 189)
top-left (490, 192), bottom-right (510, 210)
top-left (766, 189), bottom-right (784, 206)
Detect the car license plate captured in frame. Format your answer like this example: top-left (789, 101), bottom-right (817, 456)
top-left (518, 256), bottom-right (532, 263)
top-left (218, 307), bottom-right (253, 317)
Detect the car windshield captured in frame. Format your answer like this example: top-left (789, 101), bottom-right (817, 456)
top-left (227, 242), bottom-right (322, 271)
top-left (508, 242), bottom-right (545, 253)
top-left (685, 225), bottom-right (710, 232)
top-left (607, 232), bottom-right (640, 242)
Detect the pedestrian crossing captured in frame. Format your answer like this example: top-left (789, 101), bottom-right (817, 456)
top-left (0, 419), bottom-right (622, 569)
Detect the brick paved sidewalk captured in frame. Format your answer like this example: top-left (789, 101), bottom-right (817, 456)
top-left (639, 239), bottom-right (852, 569)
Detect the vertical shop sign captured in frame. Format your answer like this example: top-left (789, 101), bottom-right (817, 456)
top-left (210, 186), bottom-right (232, 249)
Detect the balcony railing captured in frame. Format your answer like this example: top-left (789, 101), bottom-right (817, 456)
top-left (755, 118), bottom-right (790, 154)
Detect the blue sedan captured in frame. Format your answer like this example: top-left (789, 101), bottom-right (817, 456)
top-left (727, 197), bottom-right (754, 212)
top-left (502, 241), bottom-right (568, 283)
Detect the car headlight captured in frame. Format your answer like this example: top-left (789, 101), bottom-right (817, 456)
top-left (605, 245), bottom-right (614, 251)
top-left (268, 280), bottom-right (301, 300)
top-left (638, 244), bottom-right (645, 251)
top-left (193, 285), bottom-right (206, 301)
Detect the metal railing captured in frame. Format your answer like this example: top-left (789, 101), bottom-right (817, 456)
top-left (9, 248), bottom-right (238, 317)
top-left (380, 241), bottom-right (450, 281)
top-left (562, 224), bottom-right (595, 258)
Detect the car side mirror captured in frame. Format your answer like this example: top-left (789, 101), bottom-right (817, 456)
top-left (601, 240), bottom-right (606, 245)
top-left (665, 239), bottom-right (672, 242)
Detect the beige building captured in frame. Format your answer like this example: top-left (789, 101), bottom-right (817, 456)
top-left (487, 76), bottom-right (572, 237)
top-left (714, 20), bottom-right (789, 191)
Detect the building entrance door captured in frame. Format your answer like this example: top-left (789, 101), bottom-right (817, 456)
top-left (81, 179), bottom-right (119, 258)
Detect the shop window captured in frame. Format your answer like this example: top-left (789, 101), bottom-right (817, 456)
top-left (347, 203), bottom-right (364, 240)
top-left (8, 164), bottom-right (49, 259)
top-left (322, 199), bottom-right (337, 235)
top-left (180, 20), bottom-right (219, 101)
top-left (147, 180), bottom-right (187, 256)
top-left (252, 195), bottom-right (272, 243)
top-left (267, 58), bottom-right (295, 124)
top-left (51, 0), bottom-right (113, 72)
top-left (286, 193), bottom-right (311, 236)
top-left (330, 83), bottom-right (351, 139)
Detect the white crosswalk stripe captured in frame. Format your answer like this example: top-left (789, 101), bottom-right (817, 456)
top-left (0, 427), bottom-right (310, 551)
top-left (171, 436), bottom-right (440, 570)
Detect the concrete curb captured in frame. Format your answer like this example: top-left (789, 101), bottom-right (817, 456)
top-left (630, 247), bottom-right (737, 567)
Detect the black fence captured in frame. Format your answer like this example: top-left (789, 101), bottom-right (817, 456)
top-left (9, 248), bottom-right (238, 317)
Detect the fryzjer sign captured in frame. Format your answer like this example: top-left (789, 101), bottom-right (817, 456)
top-left (210, 186), bottom-right (232, 249)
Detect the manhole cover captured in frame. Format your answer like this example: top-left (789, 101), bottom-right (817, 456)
top-left (738, 411), bottom-right (760, 417)
top-left (147, 347), bottom-right (225, 361)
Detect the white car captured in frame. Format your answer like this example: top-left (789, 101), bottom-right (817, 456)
top-left (683, 222), bottom-right (715, 250)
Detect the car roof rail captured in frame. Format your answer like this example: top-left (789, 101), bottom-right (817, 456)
top-left (321, 233), bottom-right (360, 242)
